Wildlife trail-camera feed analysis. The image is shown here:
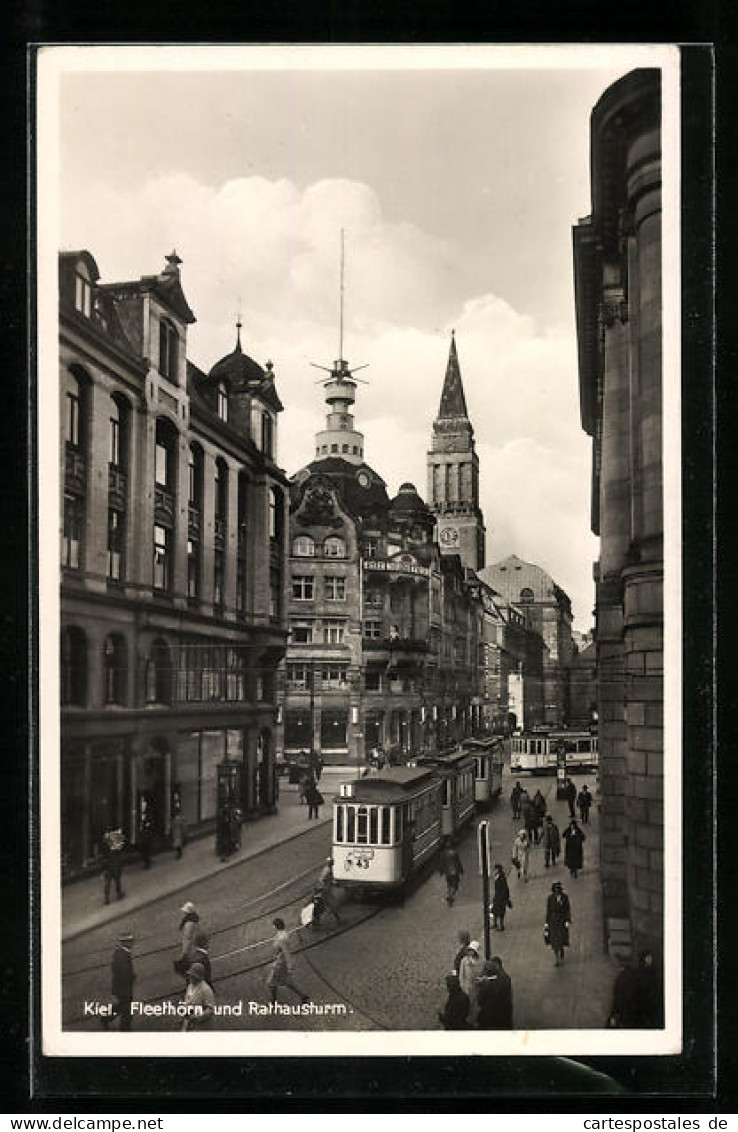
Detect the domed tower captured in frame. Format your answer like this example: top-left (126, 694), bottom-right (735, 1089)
top-left (427, 332), bottom-right (486, 571)
top-left (314, 359), bottom-right (366, 464)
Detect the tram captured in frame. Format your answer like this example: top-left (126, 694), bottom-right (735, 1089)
top-left (332, 766), bottom-right (443, 892)
top-left (413, 750), bottom-right (476, 838)
top-left (510, 729), bottom-right (599, 775)
top-left (461, 736), bottom-right (505, 806)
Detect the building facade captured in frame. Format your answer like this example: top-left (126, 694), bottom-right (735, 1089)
top-left (59, 250), bottom-right (288, 876)
top-left (276, 343), bottom-right (487, 766)
top-left (573, 69), bottom-right (663, 960)
top-left (479, 554), bottom-right (574, 727)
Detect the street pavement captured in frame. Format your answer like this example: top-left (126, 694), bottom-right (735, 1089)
top-left (61, 756), bottom-right (619, 1032)
top-left (62, 769), bottom-right (348, 941)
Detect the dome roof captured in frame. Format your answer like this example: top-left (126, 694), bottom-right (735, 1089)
top-left (294, 457), bottom-right (390, 521)
top-left (389, 482), bottom-right (431, 515)
top-left (208, 340), bottom-right (266, 388)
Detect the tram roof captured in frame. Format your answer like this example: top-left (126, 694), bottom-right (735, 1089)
top-left (414, 750), bottom-right (474, 770)
top-left (336, 766), bottom-right (438, 799)
top-left (462, 737), bottom-right (503, 751)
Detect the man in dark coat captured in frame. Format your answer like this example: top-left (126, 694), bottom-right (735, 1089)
top-left (541, 814), bottom-right (561, 868)
top-left (103, 930), bottom-right (135, 1030)
top-left (438, 840), bottom-right (464, 906)
top-left (563, 818), bottom-right (586, 877)
top-left (545, 881), bottom-right (572, 965)
top-left (100, 827), bottom-right (125, 904)
top-left (490, 864), bottom-right (512, 931)
top-left (476, 957), bottom-right (513, 1029)
top-left (577, 784), bottom-right (593, 824)
top-left (563, 777), bottom-right (577, 820)
top-left (609, 951), bottom-right (664, 1028)
top-left (510, 781), bottom-right (523, 820)
top-left (438, 972), bottom-right (471, 1029)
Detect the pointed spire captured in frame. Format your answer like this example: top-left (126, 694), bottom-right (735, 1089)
top-left (438, 331), bottom-right (468, 419)
top-left (163, 250), bottom-right (182, 276)
top-left (235, 318), bottom-right (243, 354)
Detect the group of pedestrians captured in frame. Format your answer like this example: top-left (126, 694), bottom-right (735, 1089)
top-left (438, 930), bottom-right (513, 1029)
top-left (510, 780), bottom-right (588, 881)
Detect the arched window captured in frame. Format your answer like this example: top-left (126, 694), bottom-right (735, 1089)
top-left (215, 459), bottom-right (228, 522)
top-left (154, 418), bottom-right (177, 490)
top-left (188, 444), bottom-right (203, 508)
top-left (519, 587), bottom-right (534, 604)
top-left (103, 634), bottom-right (127, 705)
top-left (159, 318), bottom-right (178, 382)
top-left (292, 535), bottom-right (315, 557)
top-left (217, 381), bottom-right (229, 422)
top-left (66, 374), bottom-right (81, 448)
top-left (146, 638), bottom-right (172, 705)
top-left (323, 536), bottom-right (346, 558)
top-left (61, 627), bottom-right (87, 706)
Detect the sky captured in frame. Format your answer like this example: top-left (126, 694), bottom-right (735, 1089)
top-left (50, 46), bottom-right (655, 630)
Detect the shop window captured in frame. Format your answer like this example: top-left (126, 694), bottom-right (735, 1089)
top-left (61, 626), bottom-right (87, 706)
top-left (103, 634), bottom-right (127, 705)
top-left (284, 710), bottom-right (311, 749)
top-left (365, 670), bottom-right (382, 691)
top-left (321, 709), bottom-right (348, 750)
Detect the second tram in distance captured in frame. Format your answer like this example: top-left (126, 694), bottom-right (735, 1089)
top-left (510, 729), bottom-right (599, 775)
top-left (461, 735), bottom-right (505, 806)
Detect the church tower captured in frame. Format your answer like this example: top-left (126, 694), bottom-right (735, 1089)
top-left (427, 333), bottom-right (486, 571)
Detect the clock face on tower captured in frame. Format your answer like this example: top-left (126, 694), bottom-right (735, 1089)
top-left (439, 526), bottom-right (459, 548)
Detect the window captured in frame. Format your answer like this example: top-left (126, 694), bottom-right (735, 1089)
top-left (237, 472), bottom-right (248, 547)
top-left (187, 539), bottom-right (200, 600)
top-left (107, 509), bottom-right (124, 581)
top-left (325, 576), bottom-right (346, 600)
top-left (269, 487), bottom-right (282, 541)
top-left (159, 319), bottom-right (178, 381)
top-left (146, 638), bottom-right (172, 704)
top-left (215, 460), bottom-right (228, 522)
top-left (153, 524), bottom-right (170, 591)
top-left (519, 587), bottom-right (534, 603)
top-left (363, 620), bottom-right (382, 639)
top-left (109, 402), bottom-right (120, 465)
top-left (155, 440), bottom-right (169, 487)
top-left (365, 669), bottom-right (382, 691)
top-left (217, 381), bottom-right (229, 422)
top-left (342, 443), bottom-right (349, 453)
top-left (213, 550), bottom-right (225, 610)
top-left (61, 627), bottom-right (87, 706)
top-left (103, 634), bottom-right (127, 705)
top-left (236, 557), bottom-right (247, 614)
top-left (270, 567), bottom-right (282, 619)
top-left (364, 537), bottom-right (379, 558)
top-left (365, 587), bottom-right (383, 610)
top-left (261, 413), bottom-right (273, 457)
top-left (323, 537), bottom-right (346, 558)
top-left (286, 664), bottom-right (309, 689)
top-left (284, 709), bottom-right (311, 747)
top-left (321, 665), bottom-right (347, 688)
top-left (188, 446), bottom-right (203, 507)
top-left (292, 575), bottom-right (314, 600)
top-left (291, 621), bottom-right (313, 644)
top-left (331, 444), bottom-right (338, 453)
top-left (66, 377), bottom-right (81, 448)
top-left (74, 273), bottom-right (92, 318)
top-left (323, 619), bottom-right (345, 644)
top-left (321, 708), bottom-right (347, 749)
top-left (292, 536), bottom-right (315, 557)
top-left (62, 494), bottom-right (82, 569)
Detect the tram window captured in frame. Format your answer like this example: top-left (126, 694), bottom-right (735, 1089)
top-left (381, 806), bottom-right (391, 844)
top-left (347, 807), bottom-right (356, 842)
top-left (443, 780), bottom-right (451, 806)
top-left (357, 806), bottom-right (368, 844)
top-left (336, 805), bottom-right (344, 843)
top-left (369, 806), bottom-right (378, 844)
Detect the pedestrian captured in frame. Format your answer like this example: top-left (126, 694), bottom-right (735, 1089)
top-left (532, 789), bottom-right (547, 844)
top-left (521, 792), bottom-right (537, 844)
top-left (175, 900), bottom-right (201, 979)
top-left (267, 917), bottom-right (310, 1005)
top-left (314, 756), bottom-right (324, 782)
top-left (476, 957), bottom-right (513, 1029)
top-left (541, 814), bottom-right (561, 868)
top-left (511, 828), bottom-right (531, 882)
top-left (577, 784), bottom-right (593, 825)
top-left (453, 929), bottom-right (473, 975)
top-left (458, 939), bottom-right (484, 1023)
top-left (438, 839), bottom-right (464, 906)
top-left (438, 972), bottom-right (471, 1030)
top-left (510, 781), bottom-right (523, 821)
top-left (562, 817), bottom-right (586, 878)
top-left (490, 864), bottom-right (512, 931)
top-left (298, 770), bottom-right (311, 805)
top-left (544, 881), bottom-right (571, 966)
top-left (100, 827), bottom-right (125, 905)
top-left (305, 779), bottom-right (324, 820)
top-left (312, 858), bottom-right (342, 927)
top-left (609, 950), bottom-right (663, 1028)
top-left (102, 930), bottom-right (135, 1031)
top-left (171, 810), bottom-right (186, 860)
top-left (137, 799), bottom-right (154, 869)
top-left (188, 930), bottom-right (212, 988)
top-left (563, 777), bottom-right (577, 820)
top-left (181, 962), bottom-right (215, 1031)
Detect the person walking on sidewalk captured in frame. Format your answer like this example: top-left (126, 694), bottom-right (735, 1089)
top-left (171, 810), bottom-right (186, 860)
top-left (100, 827), bottom-right (126, 905)
top-left (476, 957), bottom-right (513, 1029)
top-left (510, 781), bottom-right (523, 821)
top-left (305, 779), bottom-right (324, 820)
top-left (531, 789), bottom-right (547, 844)
top-left (439, 839), bottom-right (464, 906)
top-left (438, 972), bottom-right (472, 1030)
top-left (175, 900), bottom-right (201, 980)
top-left (137, 798), bottom-right (154, 869)
top-left (458, 939), bottom-right (484, 1023)
top-left (563, 777), bottom-right (577, 821)
top-left (577, 784), bottom-right (593, 825)
top-left (181, 962), bottom-right (216, 1031)
top-left (541, 814), bottom-right (561, 868)
top-left (563, 817), bottom-right (586, 878)
top-left (511, 828), bottom-right (531, 882)
top-left (545, 881), bottom-right (571, 966)
top-left (453, 929), bottom-right (473, 975)
top-left (102, 931), bottom-right (135, 1031)
top-left (267, 918), bottom-right (310, 1005)
top-left (188, 930), bottom-right (212, 988)
top-left (490, 864), bottom-right (512, 931)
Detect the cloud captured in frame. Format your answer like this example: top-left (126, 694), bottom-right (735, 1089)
top-left (60, 172), bottom-right (596, 626)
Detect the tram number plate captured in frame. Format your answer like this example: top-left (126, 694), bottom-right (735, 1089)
top-left (344, 848), bottom-right (376, 870)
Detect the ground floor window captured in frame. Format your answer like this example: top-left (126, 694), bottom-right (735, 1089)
top-left (321, 708), bottom-right (347, 750)
top-left (284, 709), bottom-right (311, 749)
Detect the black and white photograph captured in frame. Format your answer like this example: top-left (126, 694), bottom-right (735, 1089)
top-left (37, 44), bottom-right (682, 1057)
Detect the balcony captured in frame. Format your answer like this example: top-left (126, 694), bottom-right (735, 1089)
top-left (65, 444), bottom-right (87, 492)
top-left (154, 485), bottom-right (174, 524)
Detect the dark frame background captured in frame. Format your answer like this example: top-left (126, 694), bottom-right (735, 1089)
top-left (4, 16), bottom-right (722, 1109)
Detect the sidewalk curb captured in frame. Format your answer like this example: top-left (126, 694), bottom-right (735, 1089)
top-left (62, 813), bottom-right (333, 944)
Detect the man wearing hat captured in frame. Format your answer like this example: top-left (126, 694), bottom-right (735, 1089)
top-left (104, 931), bottom-right (135, 1031)
top-left (268, 918), bottom-right (310, 1005)
top-left (181, 962), bottom-right (215, 1031)
top-left (176, 900), bottom-right (201, 979)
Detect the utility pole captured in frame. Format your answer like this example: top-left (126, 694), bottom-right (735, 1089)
top-left (477, 820), bottom-right (492, 960)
